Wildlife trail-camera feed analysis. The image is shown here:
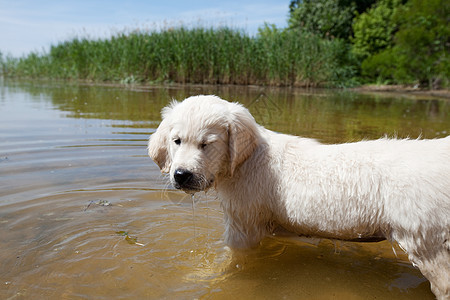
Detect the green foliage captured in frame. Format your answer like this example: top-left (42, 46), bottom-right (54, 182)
top-left (360, 0), bottom-right (449, 88)
top-left (3, 0), bottom-right (447, 89)
top-left (0, 51), bottom-right (18, 75)
top-left (361, 47), bottom-right (408, 84)
top-left (257, 25), bottom-right (357, 86)
top-left (288, 0), bottom-right (356, 39)
top-left (351, 0), bottom-right (404, 60)
top-left (288, 0), bottom-right (377, 40)
top-left (393, 0), bottom-right (449, 87)
top-left (289, 0), bottom-right (377, 18)
top-left (1, 26), bottom-right (355, 87)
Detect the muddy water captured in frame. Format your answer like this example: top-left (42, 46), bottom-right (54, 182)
top-left (1, 80), bottom-right (449, 299)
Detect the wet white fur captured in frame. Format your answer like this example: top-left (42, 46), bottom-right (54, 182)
top-left (148, 95), bottom-right (450, 299)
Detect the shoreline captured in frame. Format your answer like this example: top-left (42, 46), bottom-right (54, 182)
top-left (352, 84), bottom-right (450, 100)
top-left (2, 77), bottom-right (449, 100)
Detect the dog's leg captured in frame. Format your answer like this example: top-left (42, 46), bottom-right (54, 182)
top-left (223, 215), bottom-right (267, 249)
top-left (396, 233), bottom-right (450, 300)
top-left (415, 248), bottom-right (450, 300)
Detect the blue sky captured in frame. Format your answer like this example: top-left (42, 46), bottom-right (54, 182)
top-left (0, 0), bottom-right (291, 57)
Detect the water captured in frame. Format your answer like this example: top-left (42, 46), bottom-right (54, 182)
top-left (1, 80), bottom-right (448, 299)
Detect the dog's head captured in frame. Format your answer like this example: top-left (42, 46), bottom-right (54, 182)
top-left (148, 95), bottom-right (259, 193)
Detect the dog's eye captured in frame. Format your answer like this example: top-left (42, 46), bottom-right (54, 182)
top-left (174, 138), bottom-right (181, 145)
top-left (200, 143), bottom-right (207, 149)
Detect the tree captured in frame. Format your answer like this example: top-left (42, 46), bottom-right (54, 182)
top-left (393, 0), bottom-right (449, 87)
top-left (289, 0), bottom-right (375, 15)
top-left (360, 0), bottom-right (449, 88)
top-left (351, 0), bottom-right (404, 60)
top-left (288, 0), bottom-right (376, 40)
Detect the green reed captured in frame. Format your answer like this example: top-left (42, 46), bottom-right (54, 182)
top-left (1, 27), bottom-right (355, 87)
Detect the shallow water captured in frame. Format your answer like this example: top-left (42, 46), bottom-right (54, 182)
top-left (1, 80), bottom-right (449, 299)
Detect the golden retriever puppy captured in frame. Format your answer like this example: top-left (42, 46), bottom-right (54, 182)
top-left (148, 95), bottom-right (450, 299)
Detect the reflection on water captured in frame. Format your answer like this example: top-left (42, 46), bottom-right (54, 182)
top-left (1, 79), bottom-right (448, 299)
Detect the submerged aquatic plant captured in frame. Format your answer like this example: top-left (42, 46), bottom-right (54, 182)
top-left (116, 231), bottom-right (144, 246)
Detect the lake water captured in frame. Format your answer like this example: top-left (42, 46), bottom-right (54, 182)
top-left (1, 79), bottom-right (448, 299)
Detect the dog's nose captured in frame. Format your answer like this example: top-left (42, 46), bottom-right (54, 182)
top-left (174, 169), bottom-right (193, 187)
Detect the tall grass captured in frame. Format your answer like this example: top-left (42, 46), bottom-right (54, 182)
top-left (1, 27), bottom-right (355, 87)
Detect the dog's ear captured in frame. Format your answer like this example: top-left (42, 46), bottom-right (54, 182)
top-left (148, 103), bottom-right (176, 173)
top-left (228, 103), bottom-right (259, 176)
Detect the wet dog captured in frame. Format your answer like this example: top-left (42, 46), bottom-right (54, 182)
top-left (148, 95), bottom-right (450, 299)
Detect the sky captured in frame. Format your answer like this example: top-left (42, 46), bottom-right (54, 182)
top-left (0, 0), bottom-right (291, 57)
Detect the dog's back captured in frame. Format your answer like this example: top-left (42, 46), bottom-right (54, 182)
top-left (264, 132), bottom-right (450, 299)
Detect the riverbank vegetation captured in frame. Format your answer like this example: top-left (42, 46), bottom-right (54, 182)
top-left (1, 0), bottom-right (448, 88)
top-left (0, 28), bottom-right (353, 87)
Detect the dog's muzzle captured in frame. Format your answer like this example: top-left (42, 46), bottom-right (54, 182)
top-left (173, 168), bottom-right (211, 193)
